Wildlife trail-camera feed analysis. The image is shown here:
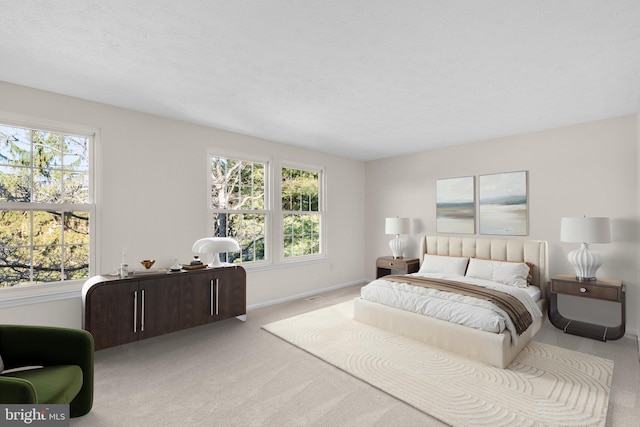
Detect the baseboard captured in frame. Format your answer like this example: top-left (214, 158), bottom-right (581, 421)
top-left (247, 279), bottom-right (365, 311)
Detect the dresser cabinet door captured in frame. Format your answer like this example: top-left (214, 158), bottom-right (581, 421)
top-left (215, 267), bottom-right (246, 320)
top-left (180, 271), bottom-right (217, 328)
top-left (86, 280), bottom-right (139, 350)
top-left (138, 276), bottom-right (181, 340)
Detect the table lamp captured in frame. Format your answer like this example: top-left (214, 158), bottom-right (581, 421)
top-left (192, 237), bottom-right (240, 267)
top-left (560, 217), bottom-right (610, 281)
top-left (385, 217), bottom-right (410, 259)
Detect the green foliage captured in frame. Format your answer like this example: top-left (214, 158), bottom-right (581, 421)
top-left (0, 210), bottom-right (90, 287)
top-left (0, 124), bottom-right (91, 287)
top-left (283, 214), bottom-right (320, 257)
top-left (282, 167), bottom-right (321, 258)
top-left (282, 167), bottom-right (319, 211)
top-left (210, 159), bottom-right (322, 262)
top-left (211, 157), bottom-right (267, 262)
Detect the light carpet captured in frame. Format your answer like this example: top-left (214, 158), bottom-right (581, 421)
top-left (262, 301), bottom-right (614, 427)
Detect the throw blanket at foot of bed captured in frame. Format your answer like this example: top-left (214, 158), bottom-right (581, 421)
top-left (383, 275), bottom-right (533, 335)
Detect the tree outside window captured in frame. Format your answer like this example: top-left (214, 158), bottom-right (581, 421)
top-left (281, 167), bottom-right (322, 258)
top-left (210, 156), bottom-right (267, 263)
top-left (0, 123), bottom-right (93, 287)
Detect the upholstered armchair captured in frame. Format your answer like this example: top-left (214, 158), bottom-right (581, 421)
top-left (0, 325), bottom-right (94, 417)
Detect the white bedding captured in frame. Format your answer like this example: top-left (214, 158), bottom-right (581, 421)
top-left (360, 273), bottom-right (543, 343)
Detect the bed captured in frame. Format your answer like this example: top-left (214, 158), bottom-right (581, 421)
top-left (353, 235), bottom-right (549, 368)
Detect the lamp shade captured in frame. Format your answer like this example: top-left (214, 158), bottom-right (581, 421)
top-left (192, 237), bottom-right (240, 267)
top-left (385, 217), bottom-right (410, 235)
top-left (560, 217), bottom-right (611, 243)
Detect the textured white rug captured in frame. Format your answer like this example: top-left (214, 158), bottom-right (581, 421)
top-left (263, 301), bottom-right (614, 427)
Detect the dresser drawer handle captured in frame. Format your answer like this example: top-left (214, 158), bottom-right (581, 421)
top-left (579, 287), bottom-right (588, 293)
top-left (389, 262), bottom-right (393, 266)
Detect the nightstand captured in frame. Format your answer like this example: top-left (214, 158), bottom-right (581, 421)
top-left (548, 274), bottom-right (625, 341)
top-left (376, 256), bottom-right (420, 279)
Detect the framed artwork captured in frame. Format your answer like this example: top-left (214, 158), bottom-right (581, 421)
top-left (478, 171), bottom-right (528, 235)
top-left (436, 176), bottom-right (475, 234)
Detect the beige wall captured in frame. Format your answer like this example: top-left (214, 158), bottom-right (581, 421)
top-left (365, 116), bottom-right (638, 336)
top-left (0, 81), bottom-right (366, 328)
top-left (637, 105), bottom-right (640, 339)
top-left (1, 80), bottom-right (638, 339)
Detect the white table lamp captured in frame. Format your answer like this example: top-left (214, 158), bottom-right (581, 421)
top-left (192, 237), bottom-right (240, 267)
top-left (385, 217), bottom-right (410, 259)
top-left (560, 217), bottom-right (610, 281)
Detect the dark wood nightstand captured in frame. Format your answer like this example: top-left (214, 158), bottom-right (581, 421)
top-left (548, 274), bottom-right (625, 341)
top-left (376, 256), bottom-right (420, 279)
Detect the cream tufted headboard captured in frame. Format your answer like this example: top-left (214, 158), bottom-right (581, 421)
top-left (420, 235), bottom-right (549, 295)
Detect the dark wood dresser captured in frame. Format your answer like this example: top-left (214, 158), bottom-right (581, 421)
top-left (82, 265), bottom-right (246, 350)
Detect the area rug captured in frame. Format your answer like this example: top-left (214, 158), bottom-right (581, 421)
top-left (262, 301), bottom-right (614, 427)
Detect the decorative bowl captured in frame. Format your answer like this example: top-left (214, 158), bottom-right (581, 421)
top-left (140, 259), bottom-right (156, 269)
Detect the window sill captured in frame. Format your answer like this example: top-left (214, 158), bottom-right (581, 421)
top-left (0, 280), bottom-right (84, 309)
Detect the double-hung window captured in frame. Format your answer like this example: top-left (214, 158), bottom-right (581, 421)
top-left (210, 155), bottom-right (268, 264)
top-left (281, 165), bottom-right (323, 260)
top-left (0, 121), bottom-right (95, 288)
top-left (209, 154), bottom-right (324, 267)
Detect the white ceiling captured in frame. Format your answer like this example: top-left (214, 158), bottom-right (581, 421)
top-left (1, 1), bottom-right (639, 161)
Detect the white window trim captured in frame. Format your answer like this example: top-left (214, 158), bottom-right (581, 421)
top-left (0, 111), bottom-right (100, 301)
top-left (277, 160), bottom-right (327, 264)
top-left (207, 150), bottom-right (272, 266)
top-left (205, 152), bottom-right (327, 269)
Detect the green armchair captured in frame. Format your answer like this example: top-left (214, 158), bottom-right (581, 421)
top-left (0, 325), bottom-right (94, 417)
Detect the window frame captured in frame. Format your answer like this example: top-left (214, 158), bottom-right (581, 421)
top-left (277, 161), bottom-right (326, 264)
top-left (206, 152), bottom-right (327, 269)
top-left (207, 151), bottom-right (272, 267)
top-left (0, 113), bottom-right (98, 291)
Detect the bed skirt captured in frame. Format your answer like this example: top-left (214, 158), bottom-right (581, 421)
top-left (353, 297), bottom-right (544, 369)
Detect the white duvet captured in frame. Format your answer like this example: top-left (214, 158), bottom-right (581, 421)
top-left (360, 273), bottom-right (543, 343)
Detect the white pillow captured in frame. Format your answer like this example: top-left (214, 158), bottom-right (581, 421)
top-left (419, 254), bottom-right (469, 276)
top-left (465, 258), bottom-right (530, 288)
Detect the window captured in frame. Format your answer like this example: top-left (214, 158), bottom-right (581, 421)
top-left (281, 165), bottom-right (323, 259)
top-left (209, 154), bottom-right (325, 266)
top-left (210, 155), bottom-right (268, 263)
top-left (0, 122), bottom-right (94, 287)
